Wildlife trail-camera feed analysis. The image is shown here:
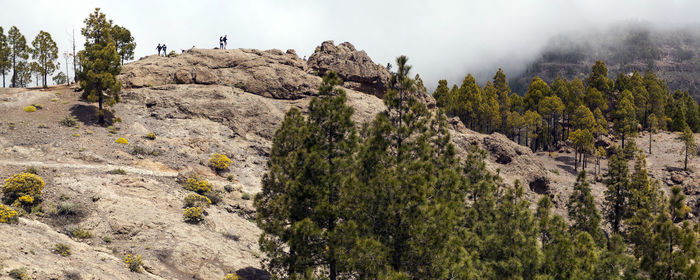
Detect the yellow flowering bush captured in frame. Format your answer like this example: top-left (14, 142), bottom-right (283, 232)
top-left (223, 273), bottom-right (242, 280)
top-left (23, 105), bottom-right (37, 112)
top-left (0, 205), bottom-right (18, 224)
top-left (209, 153), bottom-right (232, 171)
top-left (183, 207), bottom-right (204, 223)
top-left (124, 254), bottom-right (143, 272)
top-left (184, 177), bottom-right (212, 194)
top-left (2, 172), bottom-right (44, 204)
top-left (17, 195), bottom-right (34, 205)
top-left (115, 137), bottom-right (129, 144)
top-left (184, 193), bottom-right (211, 208)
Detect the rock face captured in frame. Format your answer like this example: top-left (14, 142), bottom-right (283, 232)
top-left (119, 48), bottom-right (319, 99)
top-left (307, 41), bottom-right (391, 97)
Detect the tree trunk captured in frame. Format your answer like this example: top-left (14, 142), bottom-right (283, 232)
top-left (685, 145), bottom-right (689, 171)
top-left (649, 133), bottom-right (652, 154)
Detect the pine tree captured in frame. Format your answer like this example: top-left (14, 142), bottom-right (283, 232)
top-left (480, 182), bottom-right (541, 279)
top-left (30, 31), bottom-right (59, 88)
top-left (614, 90), bottom-right (638, 151)
top-left (111, 25), bottom-right (136, 65)
top-left (0, 27), bottom-right (10, 88)
top-left (569, 129), bottom-right (594, 172)
top-left (680, 125), bottom-right (696, 171)
top-left (646, 187), bottom-right (699, 279)
top-left (255, 72), bottom-right (358, 279)
top-left (348, 56), bottom-right (467, 278)
top-left (432, 79), bottom-right (451, 113)
top-left (568, 171), bottom-right (605, 246)
top-left (538, 95), bottom-right (564, 150)
top-left (524, 76), bottom-right (551, 112)
top-left (78, 8), bottom-right (122, 123)
top-left (648, 113), bottom-right (658, 154)
top-left (7, 26), bottom-right (29, 88)
top-left (604, 148), bottom-right (629, 234)
top-left (585, 60), bottom-right (614, 99)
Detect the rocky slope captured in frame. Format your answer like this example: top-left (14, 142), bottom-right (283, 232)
top-left (0, 41), bottom-right (697, 279)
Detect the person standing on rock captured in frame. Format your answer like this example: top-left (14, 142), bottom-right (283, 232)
top-left (162, 44), bottom-right (167, 56)
top-left (156, 44), bottom-right (162, 56)
top-left (219, 36), bottom-right (223, 49)
top-left (223, 35), bottom-right (227, 49)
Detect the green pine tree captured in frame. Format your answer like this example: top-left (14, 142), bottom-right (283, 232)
top-left (7, 26), bottom-right (29, 88)
top-left (568, 171), bottom-right (605, 246)
top-left (30, 30), bottom-right (59, 88)
top-left (78, 8), bottom-right (122, 123)
top-left (604, 148), bottom-right (630, 234)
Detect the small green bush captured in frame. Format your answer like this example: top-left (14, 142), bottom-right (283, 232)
top-left (102, 235), bottom-right (112, 243)
top-left (234, 82), bottom-right (246, 90)
top-left (183, 207), bottom-right (204, 223)
top-left (115, 137), bottom-right (129, 144)
top-left (9, 267), bottom-right (28, 280)
top-left (241, 192), bottom-right (251, 200)
top-left (23, 106), bottom-right (37, 112)
top-left (38, 123), bottom-right (49, 129)
top-left (223, 273), bottom-right (242, 280)
top-left (107, 169), bottom-right (127, 175)
top-left (0, 205), bottom-right (19, 224)
top-left (184, 193), bottom-right (211, 208)
top-left (54, 243), bottom-right (71, 256)
top-left (24, 166), bottom-right (39, 175)
top-left (124, 254), bottom-right (143, 272)
top-left (227, 174), bottom-right (235, 182)
top-left (209, 153), bottom-right (232, 171)
top-left (144, 132), bottom-right (156, 140)
top-left (58, 202), bottom-right (77, 215)
top-left (2, 172), bottom-right (44, 204)
top-left (183, 177), bottom-right (212, 194)
top-left (204, 190), bottom-right (222, 205)
top-left (65, 226), bottom-right (92, 240)
top-left (60, 115), bottom-right (77, 127)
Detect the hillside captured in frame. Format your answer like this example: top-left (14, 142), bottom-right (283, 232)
top-left (511, 24), bottom-right (700, 101)
top-left (0, 42), bottom-right (698, 279)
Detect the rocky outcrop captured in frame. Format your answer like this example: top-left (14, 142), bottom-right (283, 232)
top-left (307, 41), bottom-right (391, 97)
top-left (119, 48), bottom-right (319, 99)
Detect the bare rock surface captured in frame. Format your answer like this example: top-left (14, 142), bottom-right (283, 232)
top-left (307, 40), bottom-right (391, 97)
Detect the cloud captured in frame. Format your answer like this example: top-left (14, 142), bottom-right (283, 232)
top-left (1, 0), bottom-right (699, 88)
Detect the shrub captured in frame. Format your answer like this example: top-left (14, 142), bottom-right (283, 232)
top-left (23, 105), bottom-right (37, 112)
top-left (17, 195), bottom-right (34, 205)
top-left (51, 98), bottom-right (59, 102)
top-left (72, 133), bottom-right (80, 137)
top-left (234, 82), bottom-right (246, 90)
top-left (223, 273), bottom-right (242, 280)
top-left (224, 185), bottom-right (234, 193)
top-left (102, 235), bottom-right (112, 243)
top-left (184, 193), bottom-right (211, 208)
top-left (9, 267), bottom-right (28, 280)
top-left (65, 226), bottom-right (92, 239)
top-left (54, 243), bottom-right (71, 256)
top-left (60, 115), bottom-right (77, 127)
top-left (38, 123), bottom-right (49, 129)
top-left (0, 205), bottom-right (18, 224)
top-left (115, 137), bottom-right (129, 144)
top-left (24, 166), bottom-right (39, 175)
top-left (144, 132), bottom-right (156, 140)
top-left (183, 177), bottom-right (212, 194)
top-left (124, 254), bottom-right (143, 272)
top-left (209, 153), bottom-right (232, 171)
top-left (107, 169), bottom-right (127, 175)
top-left (32, 104), bottom-right (43, 109)
top-left (183, 207), bottom-right (204, 223)
top-left (203, 191), bottom-right (222, 205)
top-left (227, 174), bottom-right (235, 182)
top-left (58, 202), bottom-right (77, 215)
top-left (130, 145), bottom-right (159, 156)
top-left (241, 192), bottom-right (251, 200)
top-left (2, 172), bottom-right (44, 204)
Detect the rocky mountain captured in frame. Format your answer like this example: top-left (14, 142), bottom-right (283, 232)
top-left (0, 41), bottom-right (696, 279)
top-left (511, 24), bottom-right (700, 101)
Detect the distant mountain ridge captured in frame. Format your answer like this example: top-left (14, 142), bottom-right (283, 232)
top-left (511, 24), bottom-right (700, 101)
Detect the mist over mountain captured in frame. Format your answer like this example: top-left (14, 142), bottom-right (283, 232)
top-left (507, 23), bottom-right (700, 100)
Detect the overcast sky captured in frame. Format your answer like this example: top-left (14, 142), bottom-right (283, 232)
top-left (2, 0), bottom-right (700, 88)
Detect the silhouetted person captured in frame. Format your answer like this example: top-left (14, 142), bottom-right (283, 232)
top-left (219, 36), bottom-right (223, 49)
top-left (223, 35), bottom-right (227, 49)
top-left (156, 44), bottom-right (162, 56)
top-left (162, 44), bottom-right (167, 56)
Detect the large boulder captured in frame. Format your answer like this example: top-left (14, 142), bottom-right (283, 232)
top-left (307, 40), bottom-right (391, 97)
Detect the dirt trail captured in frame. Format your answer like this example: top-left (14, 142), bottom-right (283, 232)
top-left (0, 160), bottom-right (179, 177)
